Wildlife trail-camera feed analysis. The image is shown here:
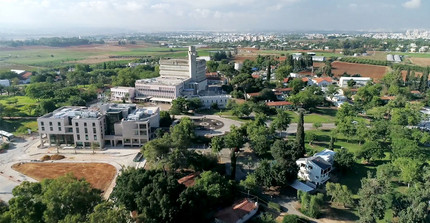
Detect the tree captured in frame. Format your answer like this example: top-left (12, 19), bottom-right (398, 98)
top-left (210, 136), bottom-right (224, 154)
top-left (271, 109), bottom-right (292, 137)
top-left (247, 124), bottom-right (272, 156)
top-left (232, 102), bottom-right (251, 118)
top-left (159, 111), bottom-right (173, 127)
top-left (313, 122), bottom-right (322, 130)
top-left (141, 134), bottom-right (171, 164)
top-left (288, 86), bottom-right (324, 110)
top-left (170, 117), bottom-right (195, 149)
top-left (170, 97), bottom-right (187, 115)
top-left (240, 173), bottom-right (258, 193)
top-left (289, 78), bottom-right (306, 94)
top-left (4, 174), bottom-right (102, 223)
top-left (275, 65), bottom-right (293, 81)
top-left (282, 215), bottom-right (300, 223)
top-left (393, 158), bottom-right (421, 187)
top-left (357, 175), bottom-right (388, 223)
top-left (111, 168), bottom-right (185, 223)
top-left (334, 149), bottom-right (354, 171)
top-left (254, 160), bottom-right (274, 187)
top-left (270, 140), bottom-right (299, 186)
top-left (224, 125), bottom-right (245, 180)
top-left (87, 201), bottom-right (130, 223)
top-left (356, 141), bottom-right (385, 163)
top-left (325, 182), bottom-right (354, 207)
top-left (296, 110), bottom-right (305, 157)
top-left (326, 84), bottom-right (339, 100)
top-left (297, 191), bottom-right (324, 218)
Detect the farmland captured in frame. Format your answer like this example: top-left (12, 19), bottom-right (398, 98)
top-left (330, 61), bottom-right (389, 81)
top-left (12, 162), bottom-right (117, 192)
top-left (0, 43), bottom-right (218, 71)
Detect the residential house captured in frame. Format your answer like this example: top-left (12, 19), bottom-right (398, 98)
top-left (214, 199), bottom-right (258, 223)
top-left (312, 77), bottom-right (333, 87)
top-left (19, 72), bottom-right (32, 84)
top-left (273, 88), bottom-right (292, 100)
top-left (266, 101), bottom-right (293, 110)
top-left (296, 149), bottom-right (336, 187)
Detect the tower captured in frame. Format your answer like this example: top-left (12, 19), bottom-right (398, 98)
top-left (188, 46), bottom-right (197, 79)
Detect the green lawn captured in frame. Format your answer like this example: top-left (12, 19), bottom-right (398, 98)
top-left (0, 119), bottom-right (38, 135)
top-left (0, 95), bottom-right (39, 116)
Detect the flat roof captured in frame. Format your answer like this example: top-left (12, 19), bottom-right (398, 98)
top-left (136, 76), bottom-right (189, 86)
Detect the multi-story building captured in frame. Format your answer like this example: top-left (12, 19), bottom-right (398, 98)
top-left (110, 87), bottom-right (135, 102)
top-left (37, 104), bottom-right (159, 149)
top-left (296, 149), bottom-right (336, 187)
top-left (134, 46), bottom-right (207, 103)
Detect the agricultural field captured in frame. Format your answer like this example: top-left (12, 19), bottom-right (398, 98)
top-left (12, 162), bottom-right (117, 192)
top-left (330, 61), bottom-right (389, 81)
top-left (0, 43), bottom-right (219, 71)
top-left (407, 57), bottom-right (430, 67)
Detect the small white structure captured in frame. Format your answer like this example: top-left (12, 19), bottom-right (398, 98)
top-left (292, 53), bottom-right (303, 60)
top-left (312, 56), bottom-right (325, 62)
top-left (387, 54), bottom-right (394, 62)
top-left (10, 69), bottom-right (25, 75)
top-left (296, 149), bottom-right (336, 186)
top-left (339, 77), bottom-right (372, 88)
top-left (110, 87), bottom-right (135, 102)
top-left (234, 62), bottom-right (242, 71)
top-left (0, 79), bottom-right (10, 87)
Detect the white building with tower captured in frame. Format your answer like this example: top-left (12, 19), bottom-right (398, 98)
top-left (134, 46), bottom-right (208, 103)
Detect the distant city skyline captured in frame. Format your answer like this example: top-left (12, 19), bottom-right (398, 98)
top-left (0, 0), bottom-right (428, 35)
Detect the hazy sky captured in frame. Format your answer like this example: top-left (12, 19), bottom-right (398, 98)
top-left (0, 0), bottom-right (428, 33)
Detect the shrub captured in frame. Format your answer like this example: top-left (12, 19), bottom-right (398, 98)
top-left (41, 155), bottom-right (51, 161)
top-left (0, 143), bottom-right (9, 151)
top-left (282, 215), bottom-right (300, 223)
top-left (268, 201), bottom-right (281, 213)
top-left (50, 154), bottom-right (65, 160)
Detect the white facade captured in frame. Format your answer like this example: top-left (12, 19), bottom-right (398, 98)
top-left (110, 87), bottom-right (135, 102)
top-left (296, 149), bottom-right (336, 186)
top-left (134, 46), bottom-right (207, 103)
top-left (37, 104), bottom-right (160, 149)
top-left (0, 79), bottom-right (10, 87)
top-left (234, 62), bottom-right (242, 71)
top-left (339, 77), bottom-right (372, 88)
top-left (198, 95), bottom-right (231, 109)
top-left (312, 56), bottom-right (325, 62)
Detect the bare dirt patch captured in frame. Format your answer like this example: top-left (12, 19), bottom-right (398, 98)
top-left (409, 57), bottom-right (430, 66)
top-left (331, 61), bottom-right (389, 81)
top-left (12, 162), bottom-right (116, 192)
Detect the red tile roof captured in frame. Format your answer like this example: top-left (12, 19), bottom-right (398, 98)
top-left (275, 88), bottom-right (292, 92)
top-left (21, 72), bottom-right (32, 79)
top-left (214, 199), bottom-right (258, 223)
top-left (251, 74), bottom-right (260, 79)
top-left (177, 172), bottom-right (200, 188)
top-left (410, 90), bottom-right (421, 94)
top-left (247, 92), bottom-right (260, 97)
top-left (302, 77), bottom-right (309, 82)
top-left (283, 77), bottom-right (291, 83)
top-left (312, 77), bottom-right (333, 84)
top-left (266, 101), bottom-right (293, 106)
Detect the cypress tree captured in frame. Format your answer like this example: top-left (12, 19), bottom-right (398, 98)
top-left (421, 67), bottom-right (430, 92)
top-left (266, 61), bottom-right (271, 83)
top-left (296, 110), bottom-right (305, 157)
top-left (405, 68), bottom-right (411, 86)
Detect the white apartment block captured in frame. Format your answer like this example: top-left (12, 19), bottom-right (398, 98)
top-left (37, 104), bottom-right (159, 149)
top-left (110, 87), bottom-right (135, 102)
top-left (134, 46), bottom-right (208, 103)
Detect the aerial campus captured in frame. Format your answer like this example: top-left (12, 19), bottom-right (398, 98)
top-left (0, 1), bottom-right (430, 223)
